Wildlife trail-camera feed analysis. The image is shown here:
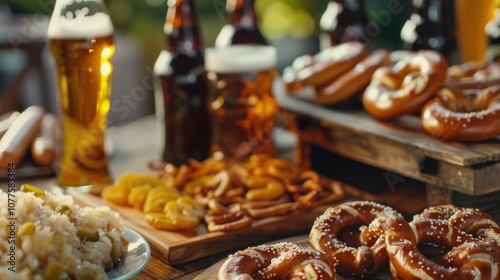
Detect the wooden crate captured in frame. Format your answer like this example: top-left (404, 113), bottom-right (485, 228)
top-left (274, 85), bottom-right (500, 219)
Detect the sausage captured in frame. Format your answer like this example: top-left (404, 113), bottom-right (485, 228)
top-left (0, 106), bottom-right (45, 168)
top-left (31, 113), bottom-right (58, 166)
top-left (0, 111), bottom-right (20, 139)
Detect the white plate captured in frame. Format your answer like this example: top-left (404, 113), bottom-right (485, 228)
top-left (107, 227), bottom-right (151, 280)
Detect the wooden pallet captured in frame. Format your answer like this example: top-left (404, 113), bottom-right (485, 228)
top-left (274, 84), bottom-right (500, 204)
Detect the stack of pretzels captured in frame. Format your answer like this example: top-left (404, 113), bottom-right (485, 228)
top-left (309, 201), bottom-right (500, 279)
top-left (283, 43), bottom-right (500, 142)
top-left (218, 201), bottom-right (500, 279)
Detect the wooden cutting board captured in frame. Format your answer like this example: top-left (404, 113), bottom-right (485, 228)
top-left (70, 190), bottom-right (358, 265)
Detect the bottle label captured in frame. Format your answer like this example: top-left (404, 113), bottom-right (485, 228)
top-left (486, 44), bottom-right (500, 62)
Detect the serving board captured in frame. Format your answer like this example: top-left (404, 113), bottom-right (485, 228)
top-left (70, 189), bottom-right (361, 265)
top-left (274, 83), bottom-right (500, 196)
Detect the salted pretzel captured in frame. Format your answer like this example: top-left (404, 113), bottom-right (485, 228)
top-left (421, 85), bottom-right (500, 141)
top-left (205, 210), bottom-right (253, 232)
top-left (444, 61), bottom-right (500, 90)
top-left (414, 204), bottom-right (500, 248)
top-left (473, 62), bottom-right (500, 81)
top-left (447, 60), bottom-right (500, 81)
top-left (362, 50), bottom-right (448, 119)
top-left (385, 215), bottom-right (500, 280)
top-left (286, 171), bottom-right (345, 207)
top-left (246, 201), bottom-right (299, 219)
top-left (315, 49), bottom-right (391, 105)
top-left (432, 242), bottom-right (500, 280)
top-left (310, 181), bottom-right (345, 207)
top-left (447, 61), bottom-right (490, 80)
top-left (283, 42), bottom-right (369, 92)
top-left (309, 201), bottom-right (402, 276)
top-left (218, 242), bottom-right (335, 280)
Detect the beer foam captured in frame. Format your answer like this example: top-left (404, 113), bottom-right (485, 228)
top-left (48, 11), bottom-right (113, 39)
top-left (205, 46), bottom-right (277, 73)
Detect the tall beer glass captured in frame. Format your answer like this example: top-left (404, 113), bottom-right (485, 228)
top-left (48, 0), bottom-right (114, 188)
top-left (455, 0), bottom-right (496, 62)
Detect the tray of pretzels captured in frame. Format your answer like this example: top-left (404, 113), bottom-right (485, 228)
top-left (277, 42), bottom-right (500, 196)
top-left (282, 42), bottom-right (500, 142)
top-left (69, 154), bottom-right (376, 265)
top-left (197, 201), bottom-right (500, 279)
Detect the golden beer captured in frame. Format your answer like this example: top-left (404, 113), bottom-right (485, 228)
top-left (455, 0), bottom-right (496, 62)
top-left (48, 7), bottom-right (115, 188)
top-left (206, 46), bottom-right (279, 160)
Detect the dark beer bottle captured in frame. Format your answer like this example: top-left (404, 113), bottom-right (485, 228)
top-left (153, 0), bottom-right (212, 166)
top-left (319, 0), bottom-right (368, 50)
top-left (401, 0), bottom-right (457, 62)
top-left (486, 5), bottom-right (500, 62)
top-left (215, 0), bottom-right (267, 47)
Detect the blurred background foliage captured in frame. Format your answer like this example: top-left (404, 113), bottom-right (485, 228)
top-left (4, 0), bottom-right (411, 123)
top-left (9, 0), bottom-right (412, 69)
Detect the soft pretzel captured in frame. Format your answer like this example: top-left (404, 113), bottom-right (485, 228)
top-left (415, 204), bottom-right (500, 248)
top-left (205, 210), bottom-right (253, 232)
top-left (283, 55), bottom-right (314, 93)
top-left (421, 85), bottom-right (500, 141)
top-left (446, 61), bottom-right (500, 87)
top-left (432, 242), bottom-right (500, 280)
top-left (444, 68), bottom-right (500, 90)
top-left (362, 50), bottom-right (448, 119)
top-left (315, 49), bottom-right (391, 105)
top-left (286, 172), bottom-right (345, 207)
top-left (385, 215), bottom-right (500, 280)
top-left (284, 42), bottom-right (369, 92)
top-left (218, 242), bottom-right (335, 280)
top-left (246, 201), bottom-right (299, 219)
top-left (309, 201), bottom-right (402, 277)
top-left (446, 61), bottom-right (489, 80)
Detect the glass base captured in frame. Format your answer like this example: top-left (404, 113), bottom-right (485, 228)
top-left (58, 181), bottom-right (112, 196)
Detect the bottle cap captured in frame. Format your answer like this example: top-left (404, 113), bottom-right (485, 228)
top-left (205, 45), bottom-right (277, 73)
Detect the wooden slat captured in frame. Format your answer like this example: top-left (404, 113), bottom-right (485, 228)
top-left (298, 122), bottom-right (500, 195)
top-left (275, 86), bottom-right (500, 167)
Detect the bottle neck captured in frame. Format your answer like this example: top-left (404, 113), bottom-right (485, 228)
top-left (227, 0), bottom-right (258, 27)
top-left (412, 0), bottom-right (450, 24)
top-left (164, 0), bottom-right (203, 52)
top-left (342, 0), bottom-right (364, 12)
